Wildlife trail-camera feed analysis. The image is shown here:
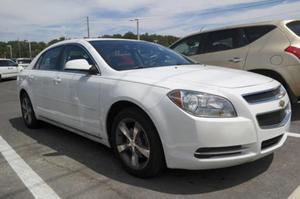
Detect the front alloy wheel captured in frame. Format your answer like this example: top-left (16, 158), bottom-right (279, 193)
top-left (116, 119), bottom-right (150, 170)
top-left (111, 108), bottom-right (165, 178)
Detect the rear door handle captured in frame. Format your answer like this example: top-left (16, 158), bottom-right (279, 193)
top-left (228, 57), bottom-right (243, 63)
top-left (53, 77), bottom-right (62, 84)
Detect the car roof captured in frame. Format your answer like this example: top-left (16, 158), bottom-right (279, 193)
top-left (172, 19), bottom-right (298, 45)
top-left (0, 58), bottom-right (10, 61)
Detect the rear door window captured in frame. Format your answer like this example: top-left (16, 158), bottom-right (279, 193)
top-left (0, 60), bottom-right (8, 67)
top-left (7, 60), bottom-right (17, 66)
top-left (244, 25), bottom-right (276, 43)
top-left (203, 29), bottom-right (247, 53)
top-left (286, 21), bottom-right (300, 37)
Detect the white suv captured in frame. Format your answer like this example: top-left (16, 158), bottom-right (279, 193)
top-left (170, 20), bottom-right (300, 103)
top-left (0, 59), bottom-right (19, 81)
top-left (18, 39), bottom-right (290, 177)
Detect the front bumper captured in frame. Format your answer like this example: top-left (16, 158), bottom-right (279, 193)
top-left (149, 81), bottom-right (291, 170)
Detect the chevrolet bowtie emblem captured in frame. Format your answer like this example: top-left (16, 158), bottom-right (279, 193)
top-left (279, 100), bottom-right (285, 108)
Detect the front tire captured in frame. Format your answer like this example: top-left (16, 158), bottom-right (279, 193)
top-left (20, 93), bottom-right (40, 128)
top-left (111, 107), bottom-right (165, 178)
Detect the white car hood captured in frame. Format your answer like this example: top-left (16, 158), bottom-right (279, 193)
top-left (118, 65), bottom-right (273, 89)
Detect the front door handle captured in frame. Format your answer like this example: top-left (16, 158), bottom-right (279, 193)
top-left (228, 57), bottom-right (243, 63)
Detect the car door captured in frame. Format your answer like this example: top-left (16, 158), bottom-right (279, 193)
top-left (61, 44), bottom-right (102, 137)
top-left (7, 60), bottom-right (19, 74)
top-left (194, 28), bottom-right (250, 70)
top-left (34, 46), bottom-right (66, 120)
top-left (0, 60), bottom-right (9, 78)
top-left (0, 60), bottom-right (17, 78)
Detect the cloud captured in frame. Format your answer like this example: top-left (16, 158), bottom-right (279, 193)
top-left (0, 0), bottom-right (299, 41)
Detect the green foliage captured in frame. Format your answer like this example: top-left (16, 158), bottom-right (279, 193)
top-left (47, 37), bottom-right (66, 46)
top-left (0, 33), bottom-right (179, 59)
top-left (0, 37), bottom-right (65, 59)
top-left (99, 32), bottom-right (179, 46)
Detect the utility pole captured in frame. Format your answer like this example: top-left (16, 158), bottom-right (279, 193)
top-left (18, 41), bottom-right (21, 58)
top-left (7, 45), bottom-right (12, 59)
top-left (28, 41), bottom-right (32, 59)
top-left (86, 16), bottom-right (90, 38)
top-left (24, 40), bottom-right (32, 59)
top-left (130, 18), bottom-right (140, 40)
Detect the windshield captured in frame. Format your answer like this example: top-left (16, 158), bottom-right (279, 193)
top-left (287, 21), bottom-right (300, 37)
top-left (17, 59), bottom-right (31, 64)
top-left (89, 40), bottom-right (194, 71)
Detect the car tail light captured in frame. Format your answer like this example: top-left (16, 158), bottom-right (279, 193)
top-left (285, 46), bottom-right (300, 59)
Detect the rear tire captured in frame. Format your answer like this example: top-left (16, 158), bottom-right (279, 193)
top-left (20, 93), bottom-right (40, 128)
top-left (111, 107), bottom-right (165, 178)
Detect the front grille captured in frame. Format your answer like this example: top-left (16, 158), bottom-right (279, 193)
top-left (194, 145), bottom-right (244, 159)
top-left (243, 86), bottom-right (281, 104)
top-left (256, 107), bottom-right (288, 129)
top-left (261, 135), bottom-right (283, 150)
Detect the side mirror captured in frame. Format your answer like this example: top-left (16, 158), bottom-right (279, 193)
top-left (65, 59), bottom-right (91, 71)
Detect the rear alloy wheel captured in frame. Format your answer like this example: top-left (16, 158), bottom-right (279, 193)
top-left (21, 93), bottom-right (40, 128)
top-left (111, 108), bottom-right (165, 178)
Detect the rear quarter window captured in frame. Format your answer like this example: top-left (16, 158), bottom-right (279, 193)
top-left (286, 21), bottom-right (300, 37)
top-left (244, 25), bottom-right (276, 43)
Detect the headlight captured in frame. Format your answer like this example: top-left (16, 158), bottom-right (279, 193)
top-left (167, 90), bottom-right (237, 118)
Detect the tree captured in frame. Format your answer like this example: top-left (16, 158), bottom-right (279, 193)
top-left (99, 32), bottom-right (179, 46)
top-left (48, 37), bottom-right (66, 46)
top-left (0, 33), bottom-right (180, 59)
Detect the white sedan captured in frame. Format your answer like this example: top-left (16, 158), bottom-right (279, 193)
top-left (17, 39), bottom-right (291, 177)
top-left (0, 59), bottom-right (19, 81)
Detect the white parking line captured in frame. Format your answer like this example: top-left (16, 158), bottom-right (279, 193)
top-left (0, 136), bottom-right (61, 199)
top-left (288, 185), bottom-right (300, 199)
top-left (287, 132), bottom-right (300, 138)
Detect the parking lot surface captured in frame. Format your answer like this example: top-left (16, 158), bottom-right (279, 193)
top-left (0, 79), bottom-right (299, 199)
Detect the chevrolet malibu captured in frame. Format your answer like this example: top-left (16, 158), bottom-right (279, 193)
top-left (17, 39), bottom-right (291, 177)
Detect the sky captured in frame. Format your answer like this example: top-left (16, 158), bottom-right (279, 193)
top-left (0, 0), bottom-right (300, 42)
